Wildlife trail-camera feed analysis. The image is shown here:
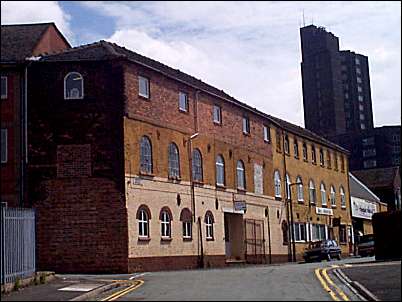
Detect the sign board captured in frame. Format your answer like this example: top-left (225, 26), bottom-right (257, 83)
top-left (316, 207), bottom-right (333, 216)
top-left (234, 201), bottom-right (247, 212)
top-left (254, 164), bottom-right (263, 195)
top-left (351, 197), bottom-right (377, 220)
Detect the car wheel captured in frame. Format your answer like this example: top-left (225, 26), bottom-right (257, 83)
top-left (326, 253), bottom-right (331, 261)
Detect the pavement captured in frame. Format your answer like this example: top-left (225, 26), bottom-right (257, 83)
top-left (1, 256), bottom-right (399, 301)
top-left (339, 260), bottom-right (401, 301)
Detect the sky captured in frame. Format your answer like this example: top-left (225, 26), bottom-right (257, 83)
top-left (1, 1), bottom-right (401, 128)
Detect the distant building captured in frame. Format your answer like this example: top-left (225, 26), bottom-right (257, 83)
top-left (1, 23), bottom-right (70, 207)
top-left (299, 24), bottom-right (400, 172)
top-left (352, 166), bottom-right (401, 211)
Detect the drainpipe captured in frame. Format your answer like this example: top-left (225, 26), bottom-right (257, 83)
top-left (266, 207), bottom-right (272, 264)
top-left (198, 216), bottom-right (204, 268)
top-left (282, 129), bottom-right (296, 262)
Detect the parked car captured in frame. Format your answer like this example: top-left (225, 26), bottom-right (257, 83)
top-left (303, 239), bottom-right (342, 262)
top-left (357, 234), bottom-right (375, 257)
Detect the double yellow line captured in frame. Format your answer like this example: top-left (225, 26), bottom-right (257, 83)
top-left (315, 266), bottom-right (349, 301)
top-left (101, 280), bottom-right (144, 301)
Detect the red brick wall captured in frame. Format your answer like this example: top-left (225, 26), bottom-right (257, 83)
top-left (1, 70), bottom-right (21, 207)
top-left (35, 178), bottom-right (128, 273)
top-left (33, 25), bottom-right (70, 56)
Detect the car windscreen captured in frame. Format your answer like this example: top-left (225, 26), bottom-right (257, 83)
top-left (359, 235), bottom-right (374, 243)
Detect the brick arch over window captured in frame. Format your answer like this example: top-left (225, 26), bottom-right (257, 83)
top-left (159, 206), bottom-right (173, 221)
top-left (180, 208), bottom-right (192, 222)
top-left (136, 204), bottom-right (152, 220)
top-left (204, 210), bottom-right (215, 223)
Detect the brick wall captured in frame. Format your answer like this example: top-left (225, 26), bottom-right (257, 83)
top-left (28, 60), bottom-right (128, 273)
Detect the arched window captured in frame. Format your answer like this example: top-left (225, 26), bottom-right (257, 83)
top-left (321, 182), bottom-right (327, 206)
top-left (330, 186), bottom-right (336, 207)
top-left (296, 176), bottom-right (304, 202)
top-left (160, 207), bottom-right (172, 238)
top-left (274, 170), bottom-right (281, 198)
top-left (311, 146), bottom-right (317, 164)
top-left (64, 72), bottom-right (84, 99)
top-left (236, 160), bottom-right (246, 190)
top-left (303, 143), bottom-right (308, 161)
top-left (282, 221), bottom-right (289, 245)
top-left (285, 174), bottom-right (291, 200)
top-left (309, 180), bottom-right (316, 204)
top-left (140, 136), bottom-right (152, 173)
top-left (294, 139), bottom-right (299, 158)
top-left (216, 155), bottom-right (225, 186)
top-left (319, 149), bottom-right (324, 166)
top-left (192, 149), bottom-right (203, 182)
top-left (284, 135), bottom-right (290, 154)
top-left (136, 205), bottom-right (151, 238)
top-left (340, 186), bottom-right (346, 208)
top-left (205, 211), bottom-right (214, 240)
top-left (168, 143), bottom-right (180, 178)
top-left (180, 208), bottom-right (192, 239)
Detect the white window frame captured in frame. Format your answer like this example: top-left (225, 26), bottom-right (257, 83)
top-left (1, 76), bottom-right (7, 99)
top-left (296, 177), bottom-right (304, 202)
top-left (321, 182), bottom-right (327, 206)
top-left (1, 129), bottom-right (7, 163)
top-left (205, 214), bottom-right (214, 239)
top-left (264, 125), bottom-right (270, 142)
top-left (285, 174), bottom-right (291, 200)
top-left (242, 116), bottom-right (250, 134)
top-left (179, 91), bottom-right (188, 112)
top-left (216, 155), bottom-right (225, 186)
top-left (138, 209), bottom-right (149, 238)
top-left (138, 75), bottom-right (150, 99)
top-left (213, 105), bottom-right (221, 124)
top-left (330, 186), bottom-right (336, 207)
top-left (161, 210), bottom-right (171, 238)
top-left (64, 72), bottom-right (84, 100)
top-left (274, 171), bottom-right (281, 198)
top-left (340, 187), bottom-right (346, 208)
top-left (183, 221), bottom-right (192, 239)
top-left (293, 223), bottom-right (306, 242)
top-left (309, 180), bottom-right (316, 204)
top-left (236, 160), bottom-right (246, 190)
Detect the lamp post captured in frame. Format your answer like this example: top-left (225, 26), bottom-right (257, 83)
top-left (288, 180), bottom-right (303, 263)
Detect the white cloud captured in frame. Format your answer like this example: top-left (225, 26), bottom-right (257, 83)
top-left (83, 1), bottom-right (401, 127)
top-left (1, 1), bottom-right (73, 42)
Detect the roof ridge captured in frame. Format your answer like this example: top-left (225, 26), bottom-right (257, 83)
top-left (40, 41), bottom-right (105, 58)
top-left (1, 22), bottom-right (55, 27)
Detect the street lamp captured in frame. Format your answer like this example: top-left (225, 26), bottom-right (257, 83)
top-left (288, 180), bottom-right (303, 263)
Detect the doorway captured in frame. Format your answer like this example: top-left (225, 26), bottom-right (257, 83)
top-left (224, 213), bottom-right (245, 261)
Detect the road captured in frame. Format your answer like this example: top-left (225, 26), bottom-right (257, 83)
top-left (111, 258), bottom-right (372, 301)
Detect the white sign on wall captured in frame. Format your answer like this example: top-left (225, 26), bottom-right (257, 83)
top-left (254, 164), bottom-right (263, 195)
top-left (351, 197), bottom-right (377, 220)
top-left (315, 207), bottom-right (333, 216)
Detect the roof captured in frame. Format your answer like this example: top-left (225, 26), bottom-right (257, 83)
top-left (39, 40), bottom-right (348, 153)
top-left (1, 23), bottom-right (70, 63)
top-left (349, 172), bottom-right (380, 202)
top-left (352, 166), bottom-right (400, 189)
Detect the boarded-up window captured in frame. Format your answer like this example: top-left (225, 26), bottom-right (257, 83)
top-left (57, 144), bottom-right (91, 178)
top-left (254, 163), bottom-right (263, 194)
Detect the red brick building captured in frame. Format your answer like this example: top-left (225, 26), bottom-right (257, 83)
top-left (25, 40), bottom-right (351, 273)
top-left (1, 23), bottom-right (70, 207)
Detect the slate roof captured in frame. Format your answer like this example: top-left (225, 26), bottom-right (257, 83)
top-left (1, 23), bottom-right (70, 63)
top-left (349, 172), bottom-right (380, 202)
top-left (352, 166), bottom-right (400, 189)
top-left (40, 40), bottom-right (348, 153)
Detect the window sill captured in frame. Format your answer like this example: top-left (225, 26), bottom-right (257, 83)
top-left (193, 180), bottom-right (204, 186)
top-left (275, 196), bottom-right (282, 201)
top-left (303, 159), bottom-right (308, 162)
top-left (139, 171), bottom-right (155, 177)
top-left (285, 152), bottom-right (290, 156)
top-left (168, 176), bottom-right (181, 181)
top-left (161, 237), bottom-right (172, 242)
top-left (341, 206), bottom-right (347, 210)
top-left (206, 237), bottom-right (214, 241)
top-left (138, 94), bottom-right (150, 101)
top-left (264, 140), bottom-right (270, 144)
top-left (216, 184), bottom-right (226, 190)
top-left (138, 237), bottom-right (151, 242)
top-left (312, 162), bottom-right (317, 165)
top-left (237, 188), bottom-right (246, 194)
top-left (183, 237), bottom-right (193, 242)
top-left (294, 156), bottom-right (299, 160)
top-left (213, 121), bottom-right (222, 126)
top-left (179, 108), bottom-right (189, 114)
top-left (243, 132), bottom-right (251, 136)
top-left (298, 200), bottom-right (304, 204)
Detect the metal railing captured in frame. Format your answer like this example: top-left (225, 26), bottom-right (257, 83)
top-left (1, 206), bottom-right (36, 284)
